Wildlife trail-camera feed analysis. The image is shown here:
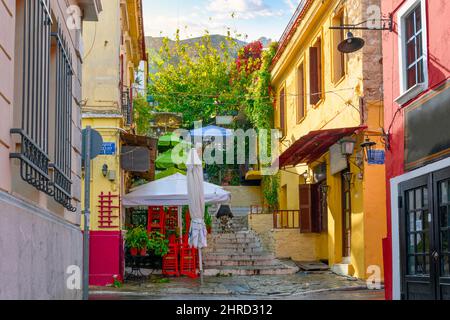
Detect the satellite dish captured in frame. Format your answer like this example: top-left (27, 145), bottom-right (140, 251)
top-left (338, 32), bottom-right (365, 53)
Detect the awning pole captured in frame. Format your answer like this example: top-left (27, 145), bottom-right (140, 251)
top-left (199, 248), bottom-right (204, 285)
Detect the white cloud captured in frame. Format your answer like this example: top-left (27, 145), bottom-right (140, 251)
top-left (207, 0), bottom-right (283, 19)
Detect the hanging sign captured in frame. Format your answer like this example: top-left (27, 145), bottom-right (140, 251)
top-left (100, 142), bottom-right (116, 155)
top-left (368, 150), bottom-right (385, 165)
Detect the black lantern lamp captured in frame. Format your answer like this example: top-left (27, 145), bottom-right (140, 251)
top-left (319, 184), bottom-right (330, 197)
top-left (330, 15), bottom-right (393, 54)
top-left (343, 171), bottom-right (354, 183)
top-left (338, 32), bottom-right (365, 54)
top-left (360, 138), bottom-right (377, 162)
top-left (102, 164), bottom-right (109, 177)
top-left (216, 204), bottom-right (233, 219)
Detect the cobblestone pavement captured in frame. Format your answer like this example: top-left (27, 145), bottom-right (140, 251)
top-left (90, 271), bottom-right (384, 300)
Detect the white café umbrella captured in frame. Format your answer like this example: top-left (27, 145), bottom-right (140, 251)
top-left (186, 147), bottom-right (207, 282)
top-left (123, 173), bottom-right (230, 247)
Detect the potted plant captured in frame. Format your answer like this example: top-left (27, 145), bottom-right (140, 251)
top-left (125, 226), bottom-right (149, 256)
top-left (204, 209), bottom-right (212, 234)
top-left (147, 232), bottom-right (169, 257)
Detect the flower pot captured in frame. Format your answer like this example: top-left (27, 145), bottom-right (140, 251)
top-left (140, 248), bottom-right (147, 256)
top-left (130, 248), bottom-right (138, 256)
top-left (207, 226), bottom-right (212, 234)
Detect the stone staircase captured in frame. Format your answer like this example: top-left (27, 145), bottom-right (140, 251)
top-left (203, 215), bottom-right (299, 276)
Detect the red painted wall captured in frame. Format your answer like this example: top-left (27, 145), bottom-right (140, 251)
top-left (382, 0), bottom-right (450, 299)
top-left (89, 231), bottom-right (124, 286)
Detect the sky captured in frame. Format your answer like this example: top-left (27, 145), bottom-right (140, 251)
top-left (142, 0), bottom-right (302, 42)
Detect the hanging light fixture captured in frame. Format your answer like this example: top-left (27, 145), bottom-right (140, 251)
top-left (340, 139), bottom-right (356, 156)
top-left (360, 138), bottom-right (377, 162)
top-left (330, 15), bottom-right (393, 54)
top-left (343, 171), bottom-right (354, 183)
top-left (338, 32), bottom-right (365, 54)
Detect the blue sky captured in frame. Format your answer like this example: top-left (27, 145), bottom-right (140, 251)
top-left (142, 0), bottom-right (301, 42)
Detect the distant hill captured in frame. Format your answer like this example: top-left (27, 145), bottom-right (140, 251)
top-left (146, 34), bottom-right (247, 62)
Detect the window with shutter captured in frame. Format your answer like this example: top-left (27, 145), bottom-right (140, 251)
top-left (309, 38), bottom-right (322, 106)
top-left (299, 183), bottom-right (322, 233)
top-left (299, 184), bottom-right (312, 232)
top-left (279, 88), bottom-right (286, 136)
top-left (297, 63), bottom-right (305, 122)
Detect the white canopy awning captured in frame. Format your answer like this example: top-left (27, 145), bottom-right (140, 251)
top-left (122, 173), bottom-right (231, 207)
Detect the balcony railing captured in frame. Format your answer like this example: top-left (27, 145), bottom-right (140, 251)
top-left (273, 210), bottom-right (301, 229)
top-left (122, 89), bottom-right (132, 126)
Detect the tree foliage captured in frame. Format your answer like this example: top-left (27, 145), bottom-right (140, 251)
top-left (148, 30), bottom-right (241, 127)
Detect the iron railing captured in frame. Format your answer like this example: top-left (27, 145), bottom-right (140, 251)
top-left (273, 210), bottom-right (301, 229)
top-left (10, 0), bottom-right (52, 195)
top-left (50, 22), bottom-right (75, 212)
top-left (122, 89), bottom-right (132, 126)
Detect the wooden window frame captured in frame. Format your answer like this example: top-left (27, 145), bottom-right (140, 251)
top-left (279, 86), bottom-right (287, 138)
top-left (331, 9), bottom-right (346, 85)
top-left (309, 33), bottom-right (324, 107)
top-left (296, 61), bottom-right (306, 124)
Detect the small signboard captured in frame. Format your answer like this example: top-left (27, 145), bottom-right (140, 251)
top-left (100, 142), bottom-right (116, 155)
top-left (368, 150), bottom-right (385, 165)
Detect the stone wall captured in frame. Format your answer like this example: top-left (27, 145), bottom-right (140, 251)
top-left (249, 214), bottom-right (320, 261)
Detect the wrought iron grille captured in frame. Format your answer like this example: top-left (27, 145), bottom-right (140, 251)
top-left (50, 23), bottom-right (75, 212)
top-left (122, 89), bottom-right (132, 126)
top-left (10, 0), bottom-right (52, 195)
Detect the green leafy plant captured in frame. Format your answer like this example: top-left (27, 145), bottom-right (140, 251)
top-left (125, 226), bottom-right (148, 250)
top-left (147, 232), bottom-right (169, 257)
top-left (204, 208), bottom-right (212, 229)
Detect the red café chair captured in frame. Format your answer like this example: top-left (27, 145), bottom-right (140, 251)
top-left (162, 234), bottom-right (179, 277)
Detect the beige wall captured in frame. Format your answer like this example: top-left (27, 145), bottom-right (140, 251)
top-left (249, 214), bottom-right (323, 262)
top-left (222, 186), bottom-right (262, 208)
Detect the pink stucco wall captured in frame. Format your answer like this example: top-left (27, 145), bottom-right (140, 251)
top-left (0, 0), bottom-right (15, 193)
top-left (382, 0), bottom-right (450, 300)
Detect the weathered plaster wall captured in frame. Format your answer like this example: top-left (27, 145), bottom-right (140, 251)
top-left (0, 191), bottom-right (83, 300)
top-left (249, 214), bottom-right (321, 261)
top-left (222, 186), bottom-right (263, 208)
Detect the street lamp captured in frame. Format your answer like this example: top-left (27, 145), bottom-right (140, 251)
top-left (102, 164), bottom-right (108, 177)
top-left (340, 139), bottom-right (356, 156)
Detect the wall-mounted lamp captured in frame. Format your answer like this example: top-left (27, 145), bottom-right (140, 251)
top-left (330, 15), bottom-right (393, 53)
top-left (343, 171), bottom-right (354, 183)
top-left (319, 184), bottom-right (330, 197)
top-left (302, 170), bottom-right (311, 184)
top-left (360, 138), bottom-right (377, 162)
top-left (102, 164), bottom-right (109, 177)
top-left (340, 139), bottom-right (356, 156)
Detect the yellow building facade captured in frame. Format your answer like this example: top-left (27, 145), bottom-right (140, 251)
top-left (270, 0), bottom-right (387, 279)
top-left (81, 0), bottom-right (148, 286)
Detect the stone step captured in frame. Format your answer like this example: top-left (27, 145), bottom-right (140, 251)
top-left (203, 264), bottom-right (299, 276)
top-left (209, 232), bottom-right (258, 239)
top-left (203, 253), bottom-right (275, 261)
top-left (203, 247), bottom-right (264, 254)
top-left (207, 242), bottom-right (262, 249)
top-left (204, 259), bottom-right (278, 267)
top-left (208, 238), bottom-right (257, 244)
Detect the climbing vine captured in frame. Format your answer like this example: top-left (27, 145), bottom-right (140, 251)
top-left (243, 42), bottom-right (279, 209)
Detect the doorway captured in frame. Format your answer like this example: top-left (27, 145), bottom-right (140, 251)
top-left (341, 171), bottom-right (352, 259)
top-left (399, 167), bottom-right (450, 300)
